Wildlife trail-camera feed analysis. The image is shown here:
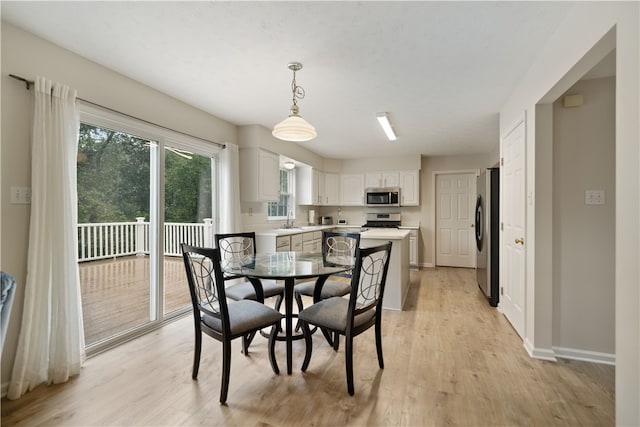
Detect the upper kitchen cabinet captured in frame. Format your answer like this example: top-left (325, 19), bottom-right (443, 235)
top-left (400, 170), bottom-right (420, 206)
top-left (296, 166), bottom-right (340, 206)
top-left (239, 147), bottom-right (280, 202)
top-left (324, 172), bottom-right (340, 205)
top-left (340, 173), bottom-right (365, 206)
top-left (296, 166), bottom-right (320, 205)
top-left (365, 171), bottom-right (400, 188)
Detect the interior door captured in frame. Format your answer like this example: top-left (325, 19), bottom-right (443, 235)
top-left (436, 173), bottom-right (476, 268)
top-left (501, 119), bottom-right (526, 337)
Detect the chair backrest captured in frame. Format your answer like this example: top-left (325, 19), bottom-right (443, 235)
top-left (1, 272), bottom-right (17, 353)
top-left (215, 232), bottom-right (257, 280)
top-left (347, 241), bottom-right (392, 323)
top-left (322, 231), bottom-right (361, 277)
top-left (181, 244), bottom-right (230, 336)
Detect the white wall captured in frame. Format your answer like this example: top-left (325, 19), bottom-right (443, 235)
top-left (499, 3), bottom-right (639, 423)
top-left (0, 23), bottom-right (238, 391)
top-left (552, 77), bottom-right (615, 358)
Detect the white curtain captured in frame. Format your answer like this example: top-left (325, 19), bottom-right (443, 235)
top-left (219, 143), bottom-right (242, 233)
top-left (8, 77), bottom-right (85, 399)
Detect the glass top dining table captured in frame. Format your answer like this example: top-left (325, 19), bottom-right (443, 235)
top-left (220, 251), bottom-right (353, 374)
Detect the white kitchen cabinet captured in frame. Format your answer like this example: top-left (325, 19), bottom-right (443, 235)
top-left (316, 170), bottom-right (325, 205)
top-left (296, 166), bottom-right (320, 205)
top-left (398, 226), bottom-right (419, 267)
top-left (400, 170), bottom-right (420, 206)
top-left (239, 147), bottom-right (280, 202)
top-left (296, 167), bottom-right (340, 206)
top-left (409, 229), bottom-right (418, 267)
top-left (340, 173), bottom-right (365, 206)
top-left (323, 172), bottom-right (340, 205)
top-left (365, 171), bottom-right (400, 188)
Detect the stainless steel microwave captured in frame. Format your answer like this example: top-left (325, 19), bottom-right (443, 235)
top-left (365, 187), bottom-right (401, 207)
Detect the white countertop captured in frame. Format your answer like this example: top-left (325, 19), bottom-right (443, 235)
top-left (360, 228), bottom-right (411, 240)
top-left (255, 224), bottom-right (415, 238)
top-left (255, 225), bottom-right (335, 236)
top-left (398, 224), bottom-right (419, 230)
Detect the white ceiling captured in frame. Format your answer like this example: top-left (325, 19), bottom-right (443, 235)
top-left (1, 1), bottom-right (578, 159)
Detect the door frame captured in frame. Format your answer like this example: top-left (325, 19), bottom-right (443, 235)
top-left (431, 169), bottom-right (479, 268)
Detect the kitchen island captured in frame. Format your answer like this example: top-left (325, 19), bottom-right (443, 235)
top-left (255, 225), bottom-right (410, 310)
top-left (360, 228), bottom-right (410, 310)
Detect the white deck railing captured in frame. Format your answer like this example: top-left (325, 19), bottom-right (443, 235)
top-left (78, 218), bottom-right (214, 262)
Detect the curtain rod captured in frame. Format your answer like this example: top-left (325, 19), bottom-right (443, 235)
top-left (8, 73), bottom-right (226, 149)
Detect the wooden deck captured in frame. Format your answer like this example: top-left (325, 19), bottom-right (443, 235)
top-left (79, 255), bottom-right (191, 345)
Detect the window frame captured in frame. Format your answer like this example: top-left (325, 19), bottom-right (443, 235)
top-left (267, 168), bottom-right (295, 220)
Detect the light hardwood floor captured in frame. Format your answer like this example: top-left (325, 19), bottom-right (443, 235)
top-left (1, 267), bottom-right (614, 426)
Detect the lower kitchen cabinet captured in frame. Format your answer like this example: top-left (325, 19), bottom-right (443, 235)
top-left (399, 226), bottom-right (419, 268)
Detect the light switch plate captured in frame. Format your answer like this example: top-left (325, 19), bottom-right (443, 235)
top-left (10, 186), bottom-right (31, 204)
top-left (585, 190), bottom-right (605, 205)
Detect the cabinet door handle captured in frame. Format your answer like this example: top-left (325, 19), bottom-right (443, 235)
top-left (515, 237), bottom-right (524, 245)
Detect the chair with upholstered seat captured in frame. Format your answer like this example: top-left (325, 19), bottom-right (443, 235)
top-left (298, 241), bottom-right (392, 396)
top-left (181, 244), bottom-right (281, 404)
top-left (294, 231), bottom-right (360, 347)
top-left (215, 232), bottom-right (285, 309)
top-left (294, 231), bottom-right (359, 304)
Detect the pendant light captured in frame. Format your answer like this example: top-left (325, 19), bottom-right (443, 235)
top-left (272, 62), bottom-right (317, 142)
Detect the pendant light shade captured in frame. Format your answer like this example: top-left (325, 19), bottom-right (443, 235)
top-left (272, 62), bottom-right (317, 142)
top-left (273, 114), bottom-right (317, 142)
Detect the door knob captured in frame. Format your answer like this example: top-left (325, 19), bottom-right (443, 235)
top-left (515, 237), bottom-right (524, 245)
top-left (471, 224), bottom-right (474, 228)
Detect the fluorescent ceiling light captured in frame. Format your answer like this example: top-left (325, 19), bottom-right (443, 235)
top-left (376, 112), bottom-right (397, 141)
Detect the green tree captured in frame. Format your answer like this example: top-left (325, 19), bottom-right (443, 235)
top-left (77, 123), bottom-right (212, 224)
top-left (77, 124), bottom-right (151, 223)
top-left (164, 151), bottom-right (212, 223)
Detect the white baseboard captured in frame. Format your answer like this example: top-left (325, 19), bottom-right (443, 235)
top-left (524, 338), bottom-right (558, 361)
top-left (553, 346), bottom-right (616, 366)
top-left (523, 339), bottom-right (615, 366)
top-left (421, 262), bottom-right (434, 268)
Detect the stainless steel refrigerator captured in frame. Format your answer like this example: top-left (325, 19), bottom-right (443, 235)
top-left (475, 168), bottom-right (499, 307)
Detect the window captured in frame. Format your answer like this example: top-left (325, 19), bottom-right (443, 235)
top-left (268, 168), bottom-right (295, 219)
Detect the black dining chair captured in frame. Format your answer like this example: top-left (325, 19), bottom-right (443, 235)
top-left (215, 232), bottom-right (285, 352)
top-left (294, 231), bottom-right (360, 305)
top-left (298, 241), bottom-right (392, 396)
top-left (215, 232), bottom-right (285, 308)
top-left (294, 231), bottom-right (360, 347)
top-left (181, 244), bottom-right (282, 404)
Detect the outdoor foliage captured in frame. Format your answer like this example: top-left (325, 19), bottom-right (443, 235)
top-left (77, 123), bottom-right (212, 224)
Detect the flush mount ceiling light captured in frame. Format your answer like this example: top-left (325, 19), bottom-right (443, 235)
top-left (283, 160), bottom-right (296, 170)
top-left (272, 62), bottom-right (317, 142)
top-left (376, 112), bottom-right (397, 141)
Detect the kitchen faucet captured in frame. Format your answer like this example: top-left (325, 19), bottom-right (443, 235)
top-left (284, 210), bottom-right (293, 228)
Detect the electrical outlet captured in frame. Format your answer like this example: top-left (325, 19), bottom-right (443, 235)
top-left (10, 186), bottom-right (31, 204)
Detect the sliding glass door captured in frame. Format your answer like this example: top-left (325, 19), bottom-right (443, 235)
top-left (163, 144), bottom-right (217, 316)
top-left (77, 123), bottom-right (155, 346)
top-left (77, 103), bottom-right (221, 353)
